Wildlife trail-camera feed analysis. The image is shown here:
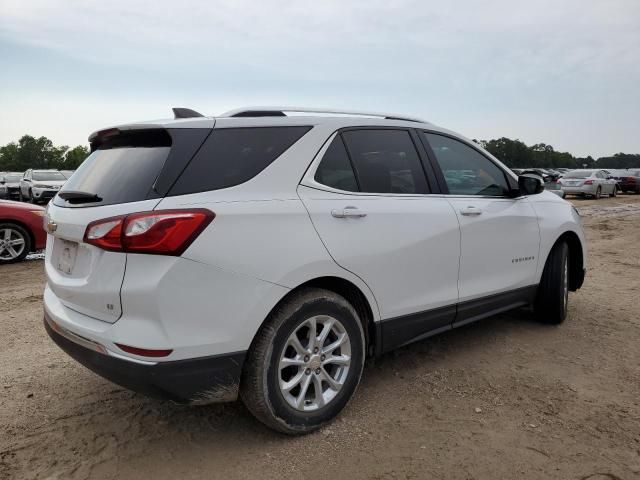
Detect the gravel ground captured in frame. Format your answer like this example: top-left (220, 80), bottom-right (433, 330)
top-left (1, 195), bottom-right (640, 480)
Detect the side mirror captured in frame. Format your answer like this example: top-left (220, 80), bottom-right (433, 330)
top-left (518, 174), bottom-right (544, 196)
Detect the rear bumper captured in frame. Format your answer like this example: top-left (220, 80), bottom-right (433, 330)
top-left (562, 185), bottom-right (595, 195)
top-left (45, 311), bottom-right (246, 404)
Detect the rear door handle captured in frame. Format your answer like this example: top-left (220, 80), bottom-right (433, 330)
top-left (331, 206), bottom-right (367, 218)
top-left (459, 206), bottom-right (482, 216)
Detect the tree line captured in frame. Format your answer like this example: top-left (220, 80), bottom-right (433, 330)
top-left (1, 134), bottom-right (638, 173)
top-left (0, 135), bottom-right (89, 172)
top-left (478, 137), bottom-right (640, 170)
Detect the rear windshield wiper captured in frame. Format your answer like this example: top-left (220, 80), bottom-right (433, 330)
top-left (58, 191), bottom-right (103, 203)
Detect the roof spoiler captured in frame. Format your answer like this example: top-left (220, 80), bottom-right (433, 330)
top-left (172, 107), bottom-right (205, 119)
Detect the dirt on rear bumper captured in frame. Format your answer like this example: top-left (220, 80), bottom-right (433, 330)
top-left (44, 312), bottom-right (245, 405)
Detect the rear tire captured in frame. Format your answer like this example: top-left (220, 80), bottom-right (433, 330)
top-left (0, 223), bottom-right (31, 264)
top-left (611, 186), bottom-right (617, 197)
top-left (240, 288), bottom-right (366, 435)
top-left (534, 242), bottom-right (569, 325)
top-left (594, 187), bottom-right (601, 199)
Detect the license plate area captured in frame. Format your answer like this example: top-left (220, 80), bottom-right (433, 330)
top-left (56, 239), bottom-right (78, 274)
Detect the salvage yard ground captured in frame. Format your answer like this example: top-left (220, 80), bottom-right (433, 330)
top-left (1, 196), bottom-right (640, 480)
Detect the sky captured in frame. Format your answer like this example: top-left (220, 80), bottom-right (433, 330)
top-left (1, 0), bottom-right (639, 158)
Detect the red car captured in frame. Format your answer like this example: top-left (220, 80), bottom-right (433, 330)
top-left (615, 169), bottom-right (640, 193)
top-left (0, 200), bottom-right (47, 264)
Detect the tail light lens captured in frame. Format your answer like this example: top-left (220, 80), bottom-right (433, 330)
top-left (84, 209), bottom-right (214, 255)
top-left (584, 180), bottom-right (594, 185)
top-left (115, 343), bottom-right (173, 357)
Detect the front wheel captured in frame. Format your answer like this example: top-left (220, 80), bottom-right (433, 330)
top-left (534, 242), bottom-right (569, 324)
top-left (240, 288), bottom-right (365, 434)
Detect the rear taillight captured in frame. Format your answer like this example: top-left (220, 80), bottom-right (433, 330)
top-left (584, 180), bottom-right (594, 185)
top-left (84, 209), bottom-right (214, 255)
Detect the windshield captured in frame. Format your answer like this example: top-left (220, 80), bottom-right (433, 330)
top-left (564, 171), bottom-right (592, 179)
top-left (5, 174), bottom-right (21, 182)
top-left (33, 171), bottom-right (66, 181)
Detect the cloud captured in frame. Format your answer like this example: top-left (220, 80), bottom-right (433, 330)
top-left (1, 0), bottom-right (639, 156)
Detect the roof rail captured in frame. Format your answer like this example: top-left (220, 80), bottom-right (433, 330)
top-left (218, 106), bottom-right (427, 123)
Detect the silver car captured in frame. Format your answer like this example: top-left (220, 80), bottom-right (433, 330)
top-left (558, 169), bottom-right (617, 199)
top-left (19, 169), bottom-right (67, 204)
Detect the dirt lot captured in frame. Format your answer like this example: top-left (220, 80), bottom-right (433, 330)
top-left (1, 195), bottom-right (640, 480)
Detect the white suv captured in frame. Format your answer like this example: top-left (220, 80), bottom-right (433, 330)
top-left (43, 107), bottom-right (586, 434)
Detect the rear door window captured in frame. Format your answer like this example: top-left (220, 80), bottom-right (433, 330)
top-left (341, 129), bottom-right (429, 194)
top-left (170, 126), bottom-right (311, 195)
top-left (56, 130), bottom-right (171, 207)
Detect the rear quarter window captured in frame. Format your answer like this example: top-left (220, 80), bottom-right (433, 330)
top-left (169, 126), bottom-right (311, 195)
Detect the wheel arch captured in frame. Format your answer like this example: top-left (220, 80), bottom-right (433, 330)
top-left (260, 276), bottom-right (378, 357)
top-left (551, 231), bottom-right (584, 291)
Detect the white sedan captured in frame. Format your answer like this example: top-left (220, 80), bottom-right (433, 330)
top-left (558, 169), bottom-right (617, 199)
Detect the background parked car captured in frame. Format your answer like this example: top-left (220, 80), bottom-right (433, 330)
top-left (0, 199), bottom-right (46, 263)
top-left (0, 172), bottom-right (23, 200)
top-left (610, 169), bottom-right (640, 193)
top-left (60, 170), bottom-right (75, 179)
top-left (545, 180), bottom-right (566, 198)
top-left (558, 169), bottom-right (617, 199)
top-left (19, 169), bottom-right (68, 204)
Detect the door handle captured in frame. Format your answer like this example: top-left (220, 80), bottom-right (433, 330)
top-left (459, 206), bottom-right (482, 216)
top-left (331, 206), bottom-right (367, 218)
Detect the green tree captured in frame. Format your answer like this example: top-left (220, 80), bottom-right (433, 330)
top-left (0, 135), bottom-right (89, 171)
top-left (596, 153), bottom-right (640, 169)
top-left (62, 145), bottom-right (89, 169)
top-left (480, 137), bottom-right (532, 167)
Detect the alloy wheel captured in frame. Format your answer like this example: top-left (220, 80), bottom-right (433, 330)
top-left (278, 315), bottom-right (351, 412)
top-left (0, 228), bottom-right (26, 261)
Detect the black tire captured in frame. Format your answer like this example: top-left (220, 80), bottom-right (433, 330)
top-left (18, 190), bottom-right (24, 202)
top-left (0, 223), bottom-right (31, 264)
top-left (594, 187), bottom-right (601, 199)
top-left (29, 189), bottom-right (36, 204)
top-left (534, 242), bottom-right (569, 325)
top-left (240, 288), bottom-right (366, 435)
top-left (611, 186), bottom-right (617, 197)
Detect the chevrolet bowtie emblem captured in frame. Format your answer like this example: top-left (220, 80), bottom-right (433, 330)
top-left (46, 221), bottom-right (58, 234)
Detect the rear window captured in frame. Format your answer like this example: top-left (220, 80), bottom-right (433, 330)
top-left (55, 130), bottom-right (171, 207)
top-left (169, 126), bottom-right (311, 196)
top-left (564, 171), bottom-right (592, 178)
